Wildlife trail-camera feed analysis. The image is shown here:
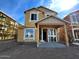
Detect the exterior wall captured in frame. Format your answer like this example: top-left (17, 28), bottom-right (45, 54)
top-left (64, 10), bottom-right (79, 42)
top-left (64, 15), bottom-right (73, 42)
top-left (17, 28), bottom-right (24, 42)
top-left (64, 10), bottom-right (79, 25)
top-left (64, 16), bottom-right (71, 23)
top-left (59, 27), bottom-right (66, 42)
top-left (24, 9), bottom-right (45, 42)
top-left (38, 7), bottom-right (57, 17)
top-left (25, 9), bottom-right (45, 28)
top-left (0, 12), bottom-right (18, 40)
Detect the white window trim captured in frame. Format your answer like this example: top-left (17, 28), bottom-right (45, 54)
top-left (47, 28), bottom-right (57, 42)
top-left (30, 11), bottom-right (39, 22)
top-left (24, 28), bottom-right (35, 40)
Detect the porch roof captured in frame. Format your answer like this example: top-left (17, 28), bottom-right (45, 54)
top-left (35, 16), bottom-right (69, 26)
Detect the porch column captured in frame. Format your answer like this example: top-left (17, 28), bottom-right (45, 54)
top-left (36, 24), bottom-right (40, 47)
top-left (40, 28), bottom-right (45, 42)
top-left (64, 24), bottom-right (69, 47)
top-left (57, 28), bottom-right (60, 42)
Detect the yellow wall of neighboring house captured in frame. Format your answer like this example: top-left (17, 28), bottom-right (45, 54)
top-left (0, 12), bottom-right (18, 40)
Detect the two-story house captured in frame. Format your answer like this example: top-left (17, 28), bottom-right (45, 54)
top-left (17, 6), bottom-right (69, 47)
top-left (64, 10), bottom-right (79, 45)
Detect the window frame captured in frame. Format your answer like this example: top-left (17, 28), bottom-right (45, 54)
top-left (75, 13), bottom-right (79, 23)
top-left (72, 28), bottom-right (79, 41)
top-left (70, 14), bottom-right (78, 24)
top-left (24, 28), bottom-right (35, 40)
top-left (30, 12), bottom-right (38, 22)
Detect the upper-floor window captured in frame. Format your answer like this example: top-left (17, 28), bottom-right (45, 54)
top-left (30, 12), bottom-right (38, 21)
top-left (76, 14), bottom-right (79, 22)
top-left (70, 14), bottom-right (79, 24)
top-left (31, 14), bottom-right (37, 20)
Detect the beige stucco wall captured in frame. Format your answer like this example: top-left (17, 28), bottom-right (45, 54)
top-left (17, 28), bottom-right (24, 42)
top-left (38, 7), bottom-right (57, 17)
top-left (17, 28), bottom-right (38, 42)
top-left (24, 9), bottom-right (45, 42)
top-left (25, 9), bottom-right (45, 28)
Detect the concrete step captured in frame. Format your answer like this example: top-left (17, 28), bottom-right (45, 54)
top-left (72, 42), bottom-right (79, 45)
top-left (73, 40), bottom-right (79, 43)
top-left (72, 40), bottom-right (79, 45)
top-left (38, 42), bottom-right (66, 48)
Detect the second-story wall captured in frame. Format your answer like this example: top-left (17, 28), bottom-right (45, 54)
top-left (25, 9), bottom-right (45, 27)
top-left (25, 6), bottom-right (58, 28)
top-left (38, 7), bottom-right (57, 17)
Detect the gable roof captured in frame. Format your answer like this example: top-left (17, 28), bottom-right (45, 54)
top-left (37, 6), bottom-right (58, 14)
top-left (64, 10), bottom-right (79, 19)
top-left (24, 6), bottom-right (58, 14)
top-left (24, 8), bottom-right (44, 13)
top-left (36, 16), bottom-right (69, 25)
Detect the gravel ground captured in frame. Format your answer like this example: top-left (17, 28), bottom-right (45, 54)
top-left (0, 41), bottom-right (79, 59)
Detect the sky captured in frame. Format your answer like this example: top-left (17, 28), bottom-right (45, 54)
top-left (0, 0), bottom-right (79, 25)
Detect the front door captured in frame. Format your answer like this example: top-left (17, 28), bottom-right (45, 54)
top-left (43, 29), bottom-right (47, 42)
top-left (48, 28), bottom-right (57, 42)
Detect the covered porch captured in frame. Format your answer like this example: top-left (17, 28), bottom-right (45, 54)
top-left (39, 25), bottom-right (63, 43)
top-left (35, 16), bottom-right (69, 47)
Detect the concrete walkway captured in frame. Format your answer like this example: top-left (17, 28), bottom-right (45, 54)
top-left (39, 42), bottom-right (66, 48)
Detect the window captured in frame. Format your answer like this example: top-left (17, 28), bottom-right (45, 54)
top-left (30, 12), bottom-right (39, 21)
top-left (74, 30), bottom-right (79, 40)
top-left (31, 13), bottom-right (37, 20)
top-left (71, 14), bottom-right (77, 24)
top-left (71, 14), bottom-right (79, 24)
top-left (24, 28), bottom-right (35, 40)
top-left (76, 14), bottom-right (79, 23)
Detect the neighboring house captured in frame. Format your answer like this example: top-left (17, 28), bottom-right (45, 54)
top-left (0, 11), bottom-right (18, 40)
top-left (17, 6), bottom-right (69, 47)
top-left (64, 10), bottom-right (79, 45)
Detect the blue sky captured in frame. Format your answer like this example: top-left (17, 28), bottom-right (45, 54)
top-left (0, 0), bottom-right (79, 24)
